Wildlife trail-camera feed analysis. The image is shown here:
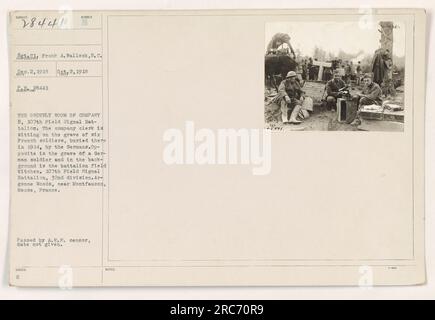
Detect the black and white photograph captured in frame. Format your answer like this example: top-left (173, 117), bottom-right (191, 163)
top-left (265, 21), bottom-right (406, 131)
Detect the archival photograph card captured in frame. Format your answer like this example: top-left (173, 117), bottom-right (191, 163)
top-left (8, 9), bottom-right (426, 286)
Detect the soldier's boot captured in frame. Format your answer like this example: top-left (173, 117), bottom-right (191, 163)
top-left (350, 111), bottom-right (361, 126)
top-left (281, 100), bottom-right (290, 123)
top-left (289, 104), bottom-right (302, 124)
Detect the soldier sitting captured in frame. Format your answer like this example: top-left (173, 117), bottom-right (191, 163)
top-left (358, 73), bottom-right (383, 106)
top-left (350, 73), bottom-right (383, 126)
top-left (325, 70), bottom-right (346, 111)
top-left (275, 71), bottom-right (305, 124)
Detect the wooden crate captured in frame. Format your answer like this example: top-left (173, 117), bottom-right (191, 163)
top-left (337, 98), bottom-right (358, 123)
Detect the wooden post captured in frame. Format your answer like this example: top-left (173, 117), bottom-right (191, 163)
top-left (312, 60), bottom-right (332, 81)
top-left (379, 21), bottom-right (394, 57)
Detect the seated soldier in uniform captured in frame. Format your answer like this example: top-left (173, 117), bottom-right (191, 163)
top-left (325, 70), bottom-right (346, 111)
top-left (275, 71), bottom-right (305, 124)
top-left (350, 73), bottom-right (383, 126)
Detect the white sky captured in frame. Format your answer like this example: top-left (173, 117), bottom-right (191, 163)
top-left (265, 21), bottom-right (405, 58)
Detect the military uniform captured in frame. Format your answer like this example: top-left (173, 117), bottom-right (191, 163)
top-left (351, 80), bottom-right (384, 126)
top-left (359, 82), bottom-right (382, 106)
top-left (275, 78), bottom-right (304, 123)
top-left (325, 78), bottom-right (346, 110)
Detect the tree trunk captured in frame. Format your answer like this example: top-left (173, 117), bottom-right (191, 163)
top-left (379, 21), bottom-right (394, 57)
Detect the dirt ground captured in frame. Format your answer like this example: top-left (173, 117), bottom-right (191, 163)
top-left (264, 83), bottom-right (405, 131)
top-left (265, 103), bottom-right (358, 131)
